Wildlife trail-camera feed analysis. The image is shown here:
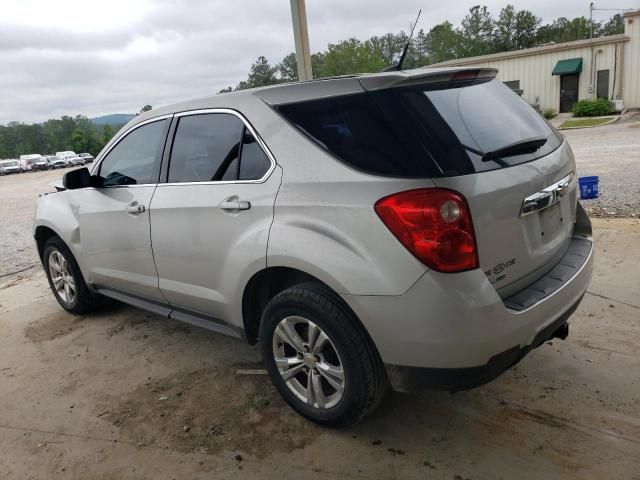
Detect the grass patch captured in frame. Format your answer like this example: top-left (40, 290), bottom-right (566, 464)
top-left (559, 117), bottom-right (613, 128)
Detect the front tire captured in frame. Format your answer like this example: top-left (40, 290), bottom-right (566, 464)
top-left (43, 236), bottom-right (97, 315)
top-left (259, 283), bottom-right (388, 428)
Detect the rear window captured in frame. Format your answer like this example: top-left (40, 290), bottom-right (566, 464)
top-left (276, 79), bottom-right (562, 177)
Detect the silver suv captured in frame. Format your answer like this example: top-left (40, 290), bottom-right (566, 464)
top-left (34, 68), bottom-right (593, 427)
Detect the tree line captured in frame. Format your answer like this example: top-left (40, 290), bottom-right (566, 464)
top-left (0, 116), bottom-right (120, 159)
top-left (0, 106), bottom-right (156, 159)
top-left (219, 5), bottom-right (625, 91)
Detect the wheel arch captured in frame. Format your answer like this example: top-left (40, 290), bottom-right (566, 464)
top-left (34, 225), bottom-right (60, 263)
top-left (241, 266), bottom-right (376, 350)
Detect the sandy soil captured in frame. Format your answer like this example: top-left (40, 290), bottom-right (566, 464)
top-left (1, 218), bottom-right (639, 479)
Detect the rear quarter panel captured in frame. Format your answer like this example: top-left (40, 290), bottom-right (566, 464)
top-left (254, 103), bottom-right (431, 296)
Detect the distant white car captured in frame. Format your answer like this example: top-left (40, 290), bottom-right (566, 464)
top-left (55, 151), bottom-right (79, 166)
top-left (68, 155), bottom-right (86, 166)
top-left (19, 154), bottom-right (38, 172)
top-left (24, 154), bottom-right (50, 171)
top-left (78, 153), bottom-right (94, 163)
top-left (46, 155), bottom-right (68, 169)
top-left (0, 159), bottom-right (21, 174)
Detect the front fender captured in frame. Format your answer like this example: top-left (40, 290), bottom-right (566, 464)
top-left (34, 192), bottom-right (88, 277)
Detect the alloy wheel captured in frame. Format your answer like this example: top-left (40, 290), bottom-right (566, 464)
top-left (272, 316), bottom-right (345, 409)
top-left (48, 250), bottom-right (76, 304)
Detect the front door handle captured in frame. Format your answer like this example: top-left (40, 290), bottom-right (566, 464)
top-left (126, 204), bottom-right (146, 214)
top-left (219, 197), bottom-right (251, 211)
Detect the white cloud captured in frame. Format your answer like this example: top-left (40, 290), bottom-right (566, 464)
top-left (0, 0), bottom-right (604, 124)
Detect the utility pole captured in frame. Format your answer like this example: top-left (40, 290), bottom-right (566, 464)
top-left (589, 2), bottom-right (595, 98)
top-left (290, 0), bottom-right (313, 81)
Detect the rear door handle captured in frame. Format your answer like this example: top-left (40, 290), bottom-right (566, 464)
top-left (219, 197), bottom-right (251, 211)
top-left (126, 204), bottom-right (146, 214)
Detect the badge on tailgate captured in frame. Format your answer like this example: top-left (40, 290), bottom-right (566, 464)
top-left (520, 172), bottom-right (574, 217)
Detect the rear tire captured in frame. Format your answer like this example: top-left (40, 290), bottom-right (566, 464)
top-left (43, 236), bottom-right (98, 315)
top-left (259, 283), bottom-right (388, 427)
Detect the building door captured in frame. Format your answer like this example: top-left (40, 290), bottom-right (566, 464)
top-left (560, 74), bottom-right (579, 113)
top-left (597, 70), bottom-right (610, 99)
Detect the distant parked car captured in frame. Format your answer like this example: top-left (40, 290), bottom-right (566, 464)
top-left (31, 156), bottom-right (52, 171)
top-left (19, 155), bottom-right (38, 172)
top-left (0, 159), bottom-right (21, 174)
top-left (47, 156), bottom-right (68, 169)
top-left (55, 151), bottom-right (79, 166)
top-left (68, 155), bottom-right (86, 166)
top-left (56, 151), bottom-right (76, 159)
top-left (78, 153), bottom-right (94, 163)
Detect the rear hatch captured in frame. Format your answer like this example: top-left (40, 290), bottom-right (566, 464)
top-left (275, 69), bottom-right (576, 296)
top-left (365, 72), bottom-right (576, 296)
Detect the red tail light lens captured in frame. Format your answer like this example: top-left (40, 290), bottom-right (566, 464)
top-left (374, 188), bottom-right (479, 273)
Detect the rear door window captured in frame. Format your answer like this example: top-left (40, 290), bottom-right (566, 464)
top-left (167, 113), bottom-right (272, 183)
top-left (276, 79), bottom-right (562, 178)
top-left (168, 114), bottom-right (244, 183)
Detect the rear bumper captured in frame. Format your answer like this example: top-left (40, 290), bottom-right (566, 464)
top-left (341, 205), bottom-right (593, 383)
top-left (385, 295), bottom-right (580, 391)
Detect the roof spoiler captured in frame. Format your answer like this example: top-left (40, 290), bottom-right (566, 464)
top-left (359, 67), bottom-right (498, 91)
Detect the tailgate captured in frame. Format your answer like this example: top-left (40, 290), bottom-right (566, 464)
top-left (434, 141), bottom-right (578, 297)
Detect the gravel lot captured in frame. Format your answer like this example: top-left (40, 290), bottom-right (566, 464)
top-left (0, 168), bottom-right (70, 277)
top-left (563, 117), bottom-right (640, 218)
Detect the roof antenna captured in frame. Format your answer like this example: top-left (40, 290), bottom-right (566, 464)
top-left (384, 9), bottom-right (422, 72)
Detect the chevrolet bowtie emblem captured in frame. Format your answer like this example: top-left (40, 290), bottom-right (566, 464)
top-left (520, 172), bottom-right (574, 217)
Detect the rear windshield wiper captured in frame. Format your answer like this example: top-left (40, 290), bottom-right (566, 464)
top-left (481, 137), bottom-right (547, 162)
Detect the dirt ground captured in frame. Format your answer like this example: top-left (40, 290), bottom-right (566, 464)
top-left (1, 124), bottom-right (640, 478)
top-left (0, 219), bottom-right (639, 479)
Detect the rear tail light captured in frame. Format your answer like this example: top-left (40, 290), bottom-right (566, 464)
top-left (374, 188), bottom-right (479, 273)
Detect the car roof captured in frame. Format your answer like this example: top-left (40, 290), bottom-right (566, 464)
top-left (130, 66), bottom-right (496, 128)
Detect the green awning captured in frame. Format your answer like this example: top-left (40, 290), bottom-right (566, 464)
top-left (552, 58), bottom-right (583, 76)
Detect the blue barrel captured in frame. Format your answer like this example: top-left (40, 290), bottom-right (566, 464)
top-left (578, 176), bottom-right (599, 199)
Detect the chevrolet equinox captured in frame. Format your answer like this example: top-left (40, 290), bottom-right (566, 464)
top-left (34, 67), bottom-right (593, 427)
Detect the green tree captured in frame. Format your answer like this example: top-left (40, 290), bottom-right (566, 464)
top-left (102, 124), bottom-right (115, 145)
top-left (369, 32), bottom-right (408, 67)
top-left (320, 38), bottom-right (386, 77)
top-left (237, 56), bottom-right (279, 90)
top-left (421, 22), bottom-right (463, 64)
top-left (600, 14), bottom-right (624, 36)
top-left (277, 52), bottom-right (298, 82)
top-left (311, 52), bottom-right (327, 78)
top-left (493, 5), bottom-right (516, 51)
top-left (459, 5), bottom-right (494, 57)
top-left (139, 105), bottom-right (153, 113)
top-left (512, 9), bottom-right (541, 49)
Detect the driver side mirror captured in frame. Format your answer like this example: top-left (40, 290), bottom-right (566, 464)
top-left (62, 167), bottom-right (102, 189)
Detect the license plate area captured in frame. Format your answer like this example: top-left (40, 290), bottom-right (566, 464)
top-left (539, 201), bottom-right (563, 240)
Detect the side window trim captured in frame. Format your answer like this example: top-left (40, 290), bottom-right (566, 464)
top-left (159, 108), bottom-right (276, 185)
top-left (90, 114), bottom-right (174, 187)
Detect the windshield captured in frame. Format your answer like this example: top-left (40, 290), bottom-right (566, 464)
top-left (2, 160), bottom-right (18, 167)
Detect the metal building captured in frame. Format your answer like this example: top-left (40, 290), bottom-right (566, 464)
top-left (429, 10), bottom-right (640, 114)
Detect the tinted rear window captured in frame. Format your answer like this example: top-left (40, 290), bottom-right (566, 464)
top-left (276, 80), bottom-right (562, 177)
